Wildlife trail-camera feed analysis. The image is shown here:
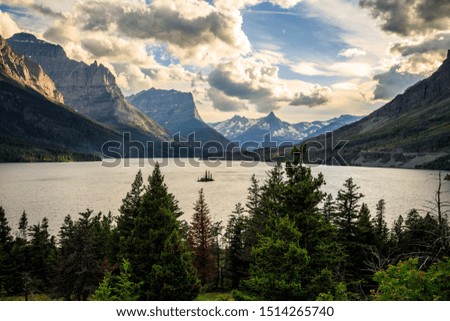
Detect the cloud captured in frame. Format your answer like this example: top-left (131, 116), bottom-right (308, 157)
top-left (372, 65), bottom-right (424, 100)
top-left (80, 36), bottom-right (157, 67)
top-left (207, 56), bottom-right (293, 112)
top-left (391, 33), bottom-right (450, 57)
top-left (386, 32), bottom-right (450, 76)
top-left (292, 60), bottom-right (372, 78)
top-left (0, 11), bottom-right (21, 38)
top-left (359, 0), bottom-right (450, 36)
top-left (116, 64), bottom-right (153, 95)
top-left (338, 47), bottom-right (367, 58)
top-left (207, 87), bottom-right (248, 112)
top-left (291, 62), bottom-right (332, 76)
top-left (71, 0), bottom-right (251, 65)
top-left (290, 86), bottom-right (331, 107)
top-left (208, 56), bottom-right (333, 112)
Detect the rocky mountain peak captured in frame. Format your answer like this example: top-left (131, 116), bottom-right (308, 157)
top-left (127, 88), bottom-right (203, 129)
top-left (0, 36), bottom-right (64, 104)
top-left (7, 33), bottom-right (170, 140)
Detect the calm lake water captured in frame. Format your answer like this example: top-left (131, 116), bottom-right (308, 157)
top-left (0, 159), bottom-right (449, 235)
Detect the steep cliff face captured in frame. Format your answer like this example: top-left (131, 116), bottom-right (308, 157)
top-left (0, 36), bottom-right (63, 104)
top-left (127, 88), bottom-right (230, 146)
top-left (8, 33), bottom-right (170, 141)
top-left (0, 36), bottom-right (122, 161)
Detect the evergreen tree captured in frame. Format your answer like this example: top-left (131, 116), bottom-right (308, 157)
top-left (334, 178), bottom-right (364, 237)
top-left (151, 230), bottom-right (200, 300)
top-left (28, 217), bottom-right (57, 293)
top-left (12, 211), bottom-right (32, 299)
top-left (243, 216), bottom-right (309, 300)
top-left (211, 221), bottom-right (224, 291)
top-left (188, 188), bottom-right (215, 285)
top-left (55, 210), bottom-right (109, 300)
top-left (224, 203), bottom-right (247, 289)
top-left (18, 211), bottom-right (28, 241)
top-left (0, 207), bottom-right (12, 247)
top-left (246, 175), bottom-right (261, 218)
top-left (116, 170), bottom-right (144, 260)
top-left (126, 163), bottom-right (189, 300)
top-left (0, 207), bottom-right (14, 294)
top-left (92, 259), bottom-right (142, 301)
top-left (323, 194), bottom-right (335, 222)
top-left (259, 163), bottom-right (285, 218)
top-left (372, 199), bottom-right (389, 245)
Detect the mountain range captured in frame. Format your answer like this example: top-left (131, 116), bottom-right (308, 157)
top-left (127, 88), bottom-right (230, 147)
top-left (1, 32), bottom-right (448, 169)
top-left (0, 35), bottom-right (121, 161)
top-left (300, 50), bottom-right (450, 169)
top-left (210, 112), bottom-right (363, 147)
top-left (7, 33), bottom-right (170, 142)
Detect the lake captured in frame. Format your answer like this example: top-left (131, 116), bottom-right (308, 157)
top-left (0, 159), bottom-right (448, 235)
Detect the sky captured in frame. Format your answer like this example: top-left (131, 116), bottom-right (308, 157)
top-left (0, 0), bottom-right (449, 122)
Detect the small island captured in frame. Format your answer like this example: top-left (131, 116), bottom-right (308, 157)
top-left (198, 170), bottom-right (214, 182)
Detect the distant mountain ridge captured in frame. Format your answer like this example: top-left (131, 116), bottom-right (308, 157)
top-left (210, 112), bottom-right (363, 146)
top-left (8, 33), bottom-right (170, 142)
top-left (302, 50), bottom-right (450, 169)
top-left (127, 88), bottom-right (230, 147)
top-left (0, 35), bottom-right (121, 161)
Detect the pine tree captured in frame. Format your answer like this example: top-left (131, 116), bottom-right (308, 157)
top-left (12, 211), bottom-right (31, 299)
top-left (188, 188), bottom-right (214, 285)
top-left (243, 216), bottom-right (310, 300)
top-left (224, 203), bottom-right (247, 289)
top-left (55, 210), bottom-right (109, 300)
top-left (323, 195), bottom-right (335, 222)
top-left (116, 170), bottom-right (144, 260)
top-left (334, 178), bottom-right (364, 237)
top-left (372, 199), bottom-right (389, 245)
top-left (92, 259), bottom-right (142, 301)
top-left (211, 221), bottom-right (224, 290)
top-left (126, 163), bottom-right (186, 299)
top-left (18, 211), bottom-right (28, 241)
top-left (151, 230), bottom-right (200, 300)
top-left (0, 207), bottom-right (14, 294)
top-left (28, 217), bottom-right (57, 294)
top-left (246, 174), bottom-right (261, 218)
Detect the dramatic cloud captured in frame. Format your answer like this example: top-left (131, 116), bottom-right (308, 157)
top-left (338, 47), bottom-right (367, 58)
top-left (359, 0), bottom-right (450, 36)
top-left (208, 87), bottom-right (248, 112)
top-left (372, 65), bottom-right (423, 100)
top-left (0, 11), bottom-right (21, 38)
top-left (208, 56), bottom-right (332, 112)
top-left (80, 36), bottom-right (157, 67)
top-left (70, 0), bottom-right (251, 64)
top-left (116, 64), bottom-right (153, 95)
top-left (208, 57), bottom-right (292, 112)
top-left (290, 86), bottom-right (331, 107)
top-left (391, 33), bottom-right (450, 57)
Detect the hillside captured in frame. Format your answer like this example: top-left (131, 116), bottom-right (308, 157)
top-left (8, 33), bottom-right (170, 142)
top-left (303, 51), bottom-right (450, 169)
top-left (0, 36), bottom-right (122, 161)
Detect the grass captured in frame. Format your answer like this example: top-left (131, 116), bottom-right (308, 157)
top-left (1, 293), bottom-right (55, 301)
top-left (195, 292), bottom-right (234, 301)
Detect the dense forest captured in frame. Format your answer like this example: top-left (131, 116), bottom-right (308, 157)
top-left (0, 151), bottom-right (449, 301)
